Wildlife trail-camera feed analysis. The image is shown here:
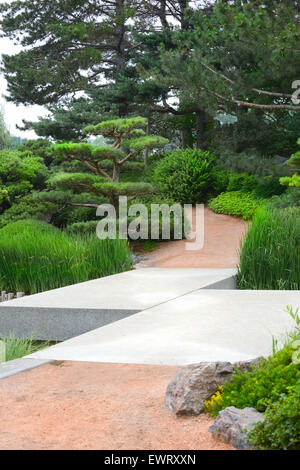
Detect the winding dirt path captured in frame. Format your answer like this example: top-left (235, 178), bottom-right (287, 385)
top-left (0, 361), bottom-right (233, 450)
top-left (136, 207), bottom-right (248, 269)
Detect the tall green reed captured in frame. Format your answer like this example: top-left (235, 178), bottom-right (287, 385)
top-left (0, 219), bottom-right (132, 293)
top-left (238, 207), bottom-right (300, 290)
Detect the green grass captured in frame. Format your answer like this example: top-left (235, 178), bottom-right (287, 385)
top-left (1, 335), bottom-right (50, 362)
top-left (0, 219), bottom-right (132, 294)
top-left (238, 207), bottom-right (300, 289)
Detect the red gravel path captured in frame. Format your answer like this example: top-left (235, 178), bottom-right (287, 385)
top-left (0, 361), bottom-right (233, 450)
top-left (136, 207), bottom-right (248, 268)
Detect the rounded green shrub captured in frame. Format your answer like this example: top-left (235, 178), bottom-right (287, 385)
top-left (153, 149), bottom-right (215, 204)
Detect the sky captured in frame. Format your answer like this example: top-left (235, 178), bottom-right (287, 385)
top-left (0, 2), bottom-right (47, 139)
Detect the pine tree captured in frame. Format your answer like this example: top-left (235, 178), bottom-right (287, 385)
top-left (37, 117), bottom-right (168, 211)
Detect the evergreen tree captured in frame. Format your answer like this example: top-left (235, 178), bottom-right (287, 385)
top-left (37, 117), bottom-right (168, 211)
top-left (0, 0), bottom-right (206, 143)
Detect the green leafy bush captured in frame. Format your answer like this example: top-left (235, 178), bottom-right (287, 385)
top-left (248, 386), bottom-right (300, 450)
top-left (227, 173), bottom-right (258, 192)
top-left (209, 191), bottom-right (261, 220)
top-left (253, 176), bottom-right (286, 198)
top-left (0, 220), bottom-right (132, 293)
top-left (0, 194), bottom-right (59, 228)
top-left (65, 220), bottom-right (99, 235)
top-left (210, 166), bottom-right (230, 194)
top-left (280, 174), bottom-right (300, 188)
top-left (215, 345), bottom-right (300, 416)
top-left (238, 207), bottom-right (300, 289)
top-left (153, 149), bottom-right (215, 204)
top-left (268, 188), bottom-right (300, 209)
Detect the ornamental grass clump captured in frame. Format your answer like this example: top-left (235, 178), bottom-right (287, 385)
top-left (0, 219), bottom-right (132, 294)
top-left (1, 335), bottom-right (50, 362)
top-left (238, 207), bottom-right (300, 289)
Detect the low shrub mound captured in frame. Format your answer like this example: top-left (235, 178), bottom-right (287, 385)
top-left (0, 219), bottom-right (132, 294)
top-left (208, 191), bottom-right (261, 220)
top-left (211, 345), bottom-right (300, 416)
top-left (248, 386), bottom-right (300, 450)
top-left (153, 148), bottom-right (215, 205)
top-left (238, 207), bottom-right (300, 289)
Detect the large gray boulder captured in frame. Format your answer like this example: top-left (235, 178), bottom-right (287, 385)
top-left (233, 357), bottom-right (262, 374)
top-left (164, 362), bottom-right (234, 416)
top-left (209, 406), bottom-right (265, 450)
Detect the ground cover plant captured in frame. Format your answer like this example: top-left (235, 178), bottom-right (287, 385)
top-left (247, 385), bottom-right (300, 450)
top-left (238, 207), bottom-right (300, 290)
top-left (208, 191), bottom-right (262, 220)
top-left (0, 219), bottom-right (132, 294)
top-left (207, 344), bottom-right (300, 416)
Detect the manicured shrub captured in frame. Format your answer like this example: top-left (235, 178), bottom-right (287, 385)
top-left (238, 207), bottom-right (300, 289)
top-left (153, 149), bottom-right (215, 204)
top-left (248, 386), bottom-right (300, 450)
top-left (208, 191), bottom-right (261, 220)
top-left (0, 219), bottom-right (132, 293)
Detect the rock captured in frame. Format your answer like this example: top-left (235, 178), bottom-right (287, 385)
top-left (164, 362), bottom-right (234, 416)
top-left (16, 292), bottom-right (25, 298)
top-left (209, 406), bottom-right (265, 450)
top-left (233, 357), bottom-right (262, 374)
top-left (131, 252), bottom-right (148, 265)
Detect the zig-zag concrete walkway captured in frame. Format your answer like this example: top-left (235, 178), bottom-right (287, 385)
top-left (28, 287), bottom-right (299, 365)
top-left (0, 267), bottom-right (298, 373)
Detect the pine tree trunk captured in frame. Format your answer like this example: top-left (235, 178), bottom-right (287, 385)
top-left (196, 109), bottom-right (206, 149)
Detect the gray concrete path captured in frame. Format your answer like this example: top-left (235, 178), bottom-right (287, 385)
top-left (0, 268), bottom-right (236, 340)
top-left (29, 289), bottom-right (299, 365)
top-left (0, 268), bottom-right (236, 310)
